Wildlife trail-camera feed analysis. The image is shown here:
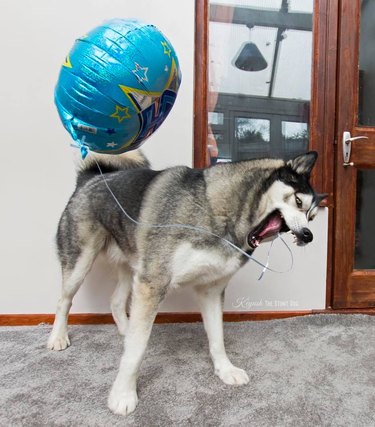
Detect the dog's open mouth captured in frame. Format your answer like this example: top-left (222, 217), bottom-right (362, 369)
top-left (248, 210), bottom-right (289, 249)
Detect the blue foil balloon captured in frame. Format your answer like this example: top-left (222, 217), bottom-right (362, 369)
top-left (55, 19), bottom-right (181, 155)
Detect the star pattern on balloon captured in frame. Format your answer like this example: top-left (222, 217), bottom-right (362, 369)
top-left (114, 58), bottom-right (179, 153)
top-left (110, 105), bottom-right (131, 123)
top-left (132, 63), bottom-right (148, 83)
top-left (106, 142), bottom-right (118, 148)
top-left (63, 56), bottom-right (72, 69)
top-left (161, 41), bottom-right (172, 58)
top-left (106, 128), bottom-right (116, 135)
top-left (119, 59), bottom-right (178, 115)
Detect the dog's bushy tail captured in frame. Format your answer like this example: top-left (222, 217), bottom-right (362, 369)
top-left (76, 150), bottom-right (150, 186)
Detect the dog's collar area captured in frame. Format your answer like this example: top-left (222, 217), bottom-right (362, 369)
top-left (247, 210), bottom-right (289, 250)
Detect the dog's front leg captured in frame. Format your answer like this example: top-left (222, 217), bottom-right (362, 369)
top-left (108, 279), bottom-right (162, 416)
top-left (194, 281), bottom-right (249, 386)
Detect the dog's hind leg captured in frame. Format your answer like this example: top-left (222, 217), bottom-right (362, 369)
top-left (194, 280), bottom-right (249, 386)
top-left (108, 279), bottom-right (163, 416)
top-left (111, 266), bottom-right (133, 336)
top-left (47, 244), bottom-right (99, 351)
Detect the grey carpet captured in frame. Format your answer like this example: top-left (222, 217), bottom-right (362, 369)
top-left (0, 315), bottom-right (374, 427)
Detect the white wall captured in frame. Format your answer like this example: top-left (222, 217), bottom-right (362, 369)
top-left (0, 0), bottom-right (327, 315)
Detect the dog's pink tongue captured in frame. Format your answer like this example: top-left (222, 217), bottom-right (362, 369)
top-left (258, 213), bottom-right (283, 238)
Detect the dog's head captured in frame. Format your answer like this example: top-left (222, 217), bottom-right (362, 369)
top-left (248, 152), bottom-right (327, 249)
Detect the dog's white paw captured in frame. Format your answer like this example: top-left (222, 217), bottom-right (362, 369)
top-left (108, 387), bottom-right (138, 416)
top-left (216, 365), bottom-right (249, 386)
top-left (47, 333), bottom-right (70, 351)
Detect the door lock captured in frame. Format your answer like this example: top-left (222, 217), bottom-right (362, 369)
top-left (342, 131), bottom-right (368, 166)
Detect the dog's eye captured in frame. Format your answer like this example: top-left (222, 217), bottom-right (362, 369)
top-left (295, 195), bottom-right (303, 208)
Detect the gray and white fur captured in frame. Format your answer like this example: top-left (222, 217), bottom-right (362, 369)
top-left (48, 150), bottom-right (325, 416)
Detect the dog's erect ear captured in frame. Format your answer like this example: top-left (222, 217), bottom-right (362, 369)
top-left (315, 193), bottom-right (329, 205)
top-left (287, 151), bottom-right (318, 176)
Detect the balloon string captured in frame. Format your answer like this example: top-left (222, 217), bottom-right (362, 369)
top-left (74, 149), bottom-right (294, 279)
top-left (257, 237), bottom-right (275, 281)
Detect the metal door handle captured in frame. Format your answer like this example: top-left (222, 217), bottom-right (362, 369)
top-left (343, 131), bottom-right (368, 166)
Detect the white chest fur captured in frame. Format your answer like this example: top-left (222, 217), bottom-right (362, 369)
top-left (171, 243), bottom-right (241, 287)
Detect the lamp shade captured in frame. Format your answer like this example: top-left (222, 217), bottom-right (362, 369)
top-left (233, 42), bottom-right (267, 72)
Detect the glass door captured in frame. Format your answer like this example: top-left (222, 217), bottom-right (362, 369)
top-left (207, 0), bottom-right (313, 165)
top-left (333, 0), bottom-right (375, 308)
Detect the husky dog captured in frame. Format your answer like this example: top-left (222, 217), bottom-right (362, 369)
top-left (48, 150), bottom-right (325, 416)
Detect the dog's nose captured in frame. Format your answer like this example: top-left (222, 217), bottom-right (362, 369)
top-left (301, 227), bottom-right (313, 243)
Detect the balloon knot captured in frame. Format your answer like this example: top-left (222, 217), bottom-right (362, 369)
top-left (80, 145), bottom-right (89, 159)
top-left (70, 136), bottom-right (89, 159)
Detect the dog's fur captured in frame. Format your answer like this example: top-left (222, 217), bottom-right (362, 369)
top-left (48, 150), bottom-right (324, 416)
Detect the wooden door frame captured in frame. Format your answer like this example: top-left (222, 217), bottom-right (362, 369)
top-left (332, 0), bottom-right (375, 308)
top-left (194, 0), bottom-right (210, 168)
top-left (332, 0), bottom-right (358, 308)
top-left (194, 0), bottom-right (340, 310)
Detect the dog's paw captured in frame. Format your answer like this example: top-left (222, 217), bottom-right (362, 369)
top-left (47, 333), bottom-right (70, 351)
top-left (108, 387), bottom-right (138, 416)
top-left (216, 365), bottom-right (249, 386)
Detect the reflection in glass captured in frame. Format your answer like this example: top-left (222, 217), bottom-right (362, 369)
top-left (355, 170), bottom-right (375, 269)
top-left (235, 118), bottom-right (270, 160)
top-left (233, 42), bottom-right (268, 72)
top-left (282, 121), bottom-right (308, 158)
top-left (358, 0), bottom-right (375, 126)
top-left (236, 118), bottom-right (270, 143)
top-left (208, 0), bottom-right (313, 163)
top-left (273, 29), bottom-right (312, 100)
top-left (208, 112), bottom-right (224, 125)
top-left (209, 22), bottom-right (276, 97)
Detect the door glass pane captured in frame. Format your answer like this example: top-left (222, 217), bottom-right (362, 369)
top-left (358, 0), bottom-right (375, 126)
top-left (208, 0), bottom-right (313, 164)
top-left (282, 121), bottom-right (308, 158)
top-left (355, 170), bottom-right (375, 269)
top-left (235, 117), bottom-right (270, 159)
top-left (208, 112), bottom-right (224, 125)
